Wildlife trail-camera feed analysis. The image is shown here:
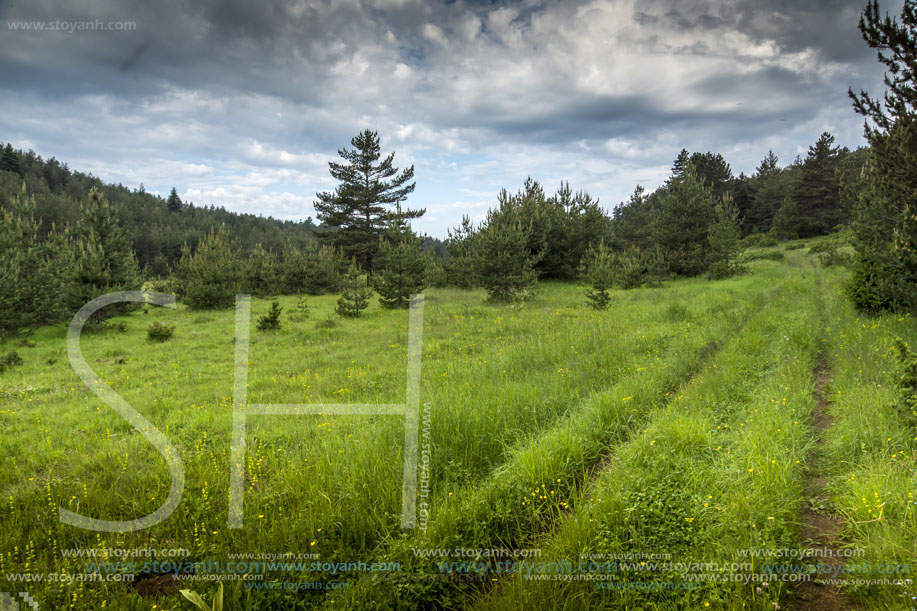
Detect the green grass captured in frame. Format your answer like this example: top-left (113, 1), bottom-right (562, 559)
top-left (474, 255), bottom-right (821, 610)
top-left (818, 270), bottom-right (917, 610)
top-left (1, 248), bottom-right (914, 610)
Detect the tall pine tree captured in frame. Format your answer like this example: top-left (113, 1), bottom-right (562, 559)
top-left (792, 132), bottom-right (844, 237)
top-left (167, 187), bottom-right (182, 212)
top-left (847, 0), bottom-right (917, 310)
top-left (0, 188), bottom-right (71, 335)
top-left (0, 144), bottom-right (20, 176)
top-left (66, 187), bottom-right (140, 316)
top-left (653, 165), bottom-right (716, 276)
top-left (474, 200), bottom-right (541, 302)
top-left (314, 129), bottom-right (421, 272)
top-left (708, 192), bottom-right (744, 278)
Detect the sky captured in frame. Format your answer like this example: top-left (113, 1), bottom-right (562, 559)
top-left (0, 0), bottom-right (902, 237)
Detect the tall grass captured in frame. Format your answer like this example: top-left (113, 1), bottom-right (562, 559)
top-left (476, 257), bottom-right (821, 610)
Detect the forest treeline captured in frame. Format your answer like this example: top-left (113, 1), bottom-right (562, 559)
top-left (0, 146), bottom-right (318, 276)
top-left (0, 129), bottom-right (867, 335)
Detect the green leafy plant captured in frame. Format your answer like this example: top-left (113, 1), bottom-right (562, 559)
top-left (180, 581), bottom-right (223, 611)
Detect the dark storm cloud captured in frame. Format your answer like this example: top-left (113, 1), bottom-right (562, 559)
top-left (0, 0), bottom-right (885, 129)
top-left (0, 0), bottom-right (896, 231)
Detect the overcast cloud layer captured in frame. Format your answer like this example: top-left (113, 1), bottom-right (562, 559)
top-left (0, 0), bottom-right (900, 236)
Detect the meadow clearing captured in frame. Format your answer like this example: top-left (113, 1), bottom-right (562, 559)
top-left (1, 244), bottom-right (916, 610)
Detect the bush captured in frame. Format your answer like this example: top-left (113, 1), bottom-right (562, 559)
top-left (281, 245), bottom-right (344, 295)
top-left (741, 232), bottom-right (779, 248)
top-left (146, 321), bottom-right (175, 342)
top-left (0, 350), bottom-right (23, 373)
top-left (784, 242), bottom-right (806, 250)
top-left (141, 278), bottom-right (175, 295)
top-left (741, 250), bottom-right (784, 262)
top-left (256, 301), bottom-right (283, 331)
top-left (810, 234), bottom-right (853, 267)
top-left (847, 257), bottom-right (893, 311)
top-left (894, 337), bottom-right (917, 425)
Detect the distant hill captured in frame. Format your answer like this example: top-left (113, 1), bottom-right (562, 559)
top-left (0, 142), bottom-right (318, 277)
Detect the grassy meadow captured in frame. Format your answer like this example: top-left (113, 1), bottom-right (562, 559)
top-left (1, 244), bottom-right (916, 610)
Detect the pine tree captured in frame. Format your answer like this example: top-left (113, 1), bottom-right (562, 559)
top-left (644, 245), bottom-right (669, 287)
top-left (280, 244), bottom-right (343, 295)
top-left (542, 182), bottom-right (609, 280)
top-left (687, 151), bottom-right (734, 200)
top-left (793, 132), bottom-right (844, 237)
top-left (671, 149), bottom-right (690, 178)
top-left (314, 129), bottom-right (422, 271)
top-left (244, 243), bottom-right (280, 297)
top-left (745, 151), bottom-right (787, 234)
top-left (583, 242), bottom-right (615, 309)
top-left (444, 216), bottom-right (478, 288)
top-left (0, 190), bottom-right (72, 336)
top-left (611, 185), bottom-right (657, 252)
top-left (473, 201), bottom-right (541, 302)
top-left (0, 144), bottom-right (20, 176)
top-left (304, 246), bottom-right (344, 294)
top-left (67, 187), bottom-right (140, 316)
top-left (846, 0), bottom-right (917, 310)
top-left (280, 243), bottom-right (310, 294)
top-left (173, 224), bottom-right (242, 309)
top-left (336, 258), bottom-right (373, 318)
top-left (757, 150), bottom-right (779, 176)
top-left (148, 253), bottom-right (170, 279)
top-left (167, 187), bottom-right (182, 212)
top-left (708, 192), bottom-right (744, 279)
top-left (374, 221), bottom-right (427, 309)
top-left (256, 300), bottom-right (283, 331)
top-left (611, 247), bottom-right (648, 289)
top-left (653, 165), bottom-right (716, 276)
